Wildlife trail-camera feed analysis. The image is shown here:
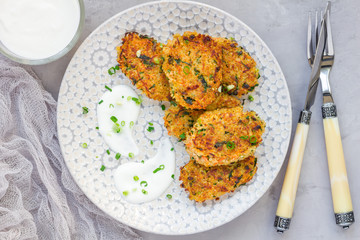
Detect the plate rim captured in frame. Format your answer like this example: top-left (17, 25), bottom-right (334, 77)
top-left (57, 0), bottom-right (292, 235)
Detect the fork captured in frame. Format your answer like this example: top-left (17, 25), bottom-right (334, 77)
top-left (307, 2), bottom-right (355, 229)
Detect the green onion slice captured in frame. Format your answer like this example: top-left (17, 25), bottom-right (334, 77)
top-left (121, 121), bottom-right (125, 126)
top-left (140, 181), bottom-right (148, 187)
top-left (249, 135), bottom-right (257, 144)
top-left (142, 189), bottom-right (148, 195)
top-left (122, 191), bottom-right (129, 196)
top-left (110, 116), bottom-right (118, 123)
top-left (115, 153), bottom-right (121, 160)
top-left (82, 107), bottom-right (89, 114)
top-left (106, 149), bottom-right (110, 155)
top-left (81, 143), bottom-right (88, 148)
top-left (161, 104), bottom-right (165, 110)
top-left (128, 152), bottom-right (134, 158)
top-left (105, 85), bottom-right (112, 92)
top-left (100, 165), bottom-right (106, 171)
top-left (98, 100), bottom-right (103, 104)
top-left (133, 176), bottom-right (139, 181)
top-left (166, 194), bottom-right (172, 199)
top-left (183, 66), bottom-right (190, 75)
top-left (226, 141), bottom-right (235, 150)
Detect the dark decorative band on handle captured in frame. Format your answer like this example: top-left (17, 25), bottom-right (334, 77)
top-left (298, 110), bottom-right (312, 124)
top-left (274, 216), bottom-right (291, 233)
top-left (322, 102), bottom-right (337, 119)
top-left (335, 211), bottom-right (355, 229)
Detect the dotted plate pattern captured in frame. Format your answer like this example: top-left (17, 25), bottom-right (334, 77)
top-left (57, 1), bottom-right (292, 235)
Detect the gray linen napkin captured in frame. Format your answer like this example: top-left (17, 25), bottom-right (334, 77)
top-left (0, 56), bottom-right (142, 240)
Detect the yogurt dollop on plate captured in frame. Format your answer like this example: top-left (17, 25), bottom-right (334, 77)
top-left (97, 85), bottom-right (140, 156)
top-left (114, 138), bottom-right (175, 204)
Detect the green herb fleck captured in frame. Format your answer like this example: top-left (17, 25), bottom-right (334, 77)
top-left (248, 95), bottom-right (254, 101)
top-left (134, 176), bottom-right (139, 181)
top-left (171, 148), bottom-right (174, 151)
top-left (161, 104), bottom-right (166, 110)
top-left (128, 152), bottom-right (134, 158)
top-left (81, 143), bottom-right (87, 148)
top-left (122, 191), bottom-right (129, 196)
top-left (98, 100), bottom-right (103, 104)
top-left (100, 165), bottom-right (106, 171)
top-left (115, 153), bottom-right (121, 160)
top-left (110, 116), bottom-right (118, 123)
top-left (140, 181), bottom-right (148, 187)
top-left (147, 126), bottom-right (155, 132)
top-left (166, 194), bottom-right (172, 199)
top-left (82, 107), bottom-right (89, 114)
top-left (142, 189), bottom-right (148, 195)
top-left (105, 85), bottom-right (112, 92)
top-left (106, 149), bottom-right (110, 155)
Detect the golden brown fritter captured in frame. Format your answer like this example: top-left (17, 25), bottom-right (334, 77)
top-left (163, 94), bottom-right (241, 140)
top-left (215, 37), bottom-right (260, 96)
top-left (180, 156), bottom-right (257, 202)
top-left (184, 107), bottom-right (265, 167)
top-left (162, 31), bottom-right (222, 109)
top-left (116, 32), bottom-right (171, 101)
top-left (163, 104), bottom-right (204, 141)
top-left (206, 93), bottom-right (242, 111)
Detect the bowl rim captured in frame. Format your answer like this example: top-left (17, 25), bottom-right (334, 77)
top-left (0, 0), bottom-right (85, 65)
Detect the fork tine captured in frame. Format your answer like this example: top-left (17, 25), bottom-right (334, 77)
top-left (325, 4), bottom-right (334, 56)
top-left (315, 11), bottom-right (319, 47)
top-left (307, 13), bottom-right (314, 65)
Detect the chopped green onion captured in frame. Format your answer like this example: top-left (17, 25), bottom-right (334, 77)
top-left (148, 122), bottom-right (153, 126)
top-left (96, 127), bottom-right (99, 130)
top-left (130, 121), bottom-right (134, 127)
top-left (121, 121), bottom-right (125, 126)
top-left (248, 95), bottom-right (254, 101)
top-left (240, 136), bottom-right (249, 140)
top-left (141, 160), bottom-right (144, 164)
top-left (110, 116), bottom-right (118, 123)
top-left (106, 149), bottom-right (110, 155)
top-left (142, 189), bottom-right (148, 195)
top-left (98, 100), bottom-right (103, 104)
top-left (147, 126), bottom-right (154, 132)
top-left (100, 165), bottom-right (106, 171)
top-left (161, 104), bottom-right (165, 110)
top-left (108, 67), bottom-right (116, 75)
top-left (171, 148), bottom-right (174, 151)
top-left (128, 152), bottom-right (134, 158)
top-left (170, 101), bottom-right (177, 106)
top-left (109, 104), bottom-right (114, 108)
top-left (183, 66), bottom-right (190, 75)
top-left (140, 181), bottom-right (148, 187)
top-left (153, 57), bottom-right (160, 64)
top-left (226, 141), bottom-right (235, 150)
top-left (122, 191), bottom-right (129, 196)
top-left (179, 133), bottom-right (186, 140)
top-left (249, 135), bottom-right (257, 144)
top-left (115, 65), bottom-right (119, 70)
top-left (105, 85), bottom-right (112, 92)
top-left (81, 143), bottom-right (88, 148)
top-left (171, 174), bottom-right (175, 179)
top-left (82, 107), bottom-right (89, 114)
top-left (127, 96), bottom-right (132, 101)
top-left (113, 124), bottom-right (121, 133)
top-left (133, 176), bottom-right (139, 181)
top-left (230, 37), bottom-right (235, 41)
top-left (115, 153), bottom-right (121, 160)
top-left (131, 97), bottom-right (142, 105)
top-left (153, 164), bottom-right (165, 173)
top-left (166, 194), bottom-right (172, 199)
top-left (150, 140), bottom-right (153, 145)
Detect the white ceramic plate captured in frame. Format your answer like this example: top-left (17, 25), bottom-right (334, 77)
top-left (57, 0), bottom-right (292, 235)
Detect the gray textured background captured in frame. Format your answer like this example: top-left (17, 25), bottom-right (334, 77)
top-left (33, 0), bottom-right (360, 239)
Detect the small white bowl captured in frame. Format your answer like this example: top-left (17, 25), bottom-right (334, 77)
top-left (0, 0), bottom-right (85, 65)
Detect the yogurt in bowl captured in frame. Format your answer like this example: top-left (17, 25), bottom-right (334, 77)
top-left (0, 0), bottom-right (84, 65)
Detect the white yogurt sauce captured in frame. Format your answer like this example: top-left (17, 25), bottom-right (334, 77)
top-left (0, 0), bottom-right (80, 59)
top-left (97, 85), bottom-right (140, 156)
top-left (114, 138), bottom-right (175, 204)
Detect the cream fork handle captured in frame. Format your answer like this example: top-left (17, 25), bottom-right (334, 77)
top-left (322, 103), bottom-right (354, 228)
